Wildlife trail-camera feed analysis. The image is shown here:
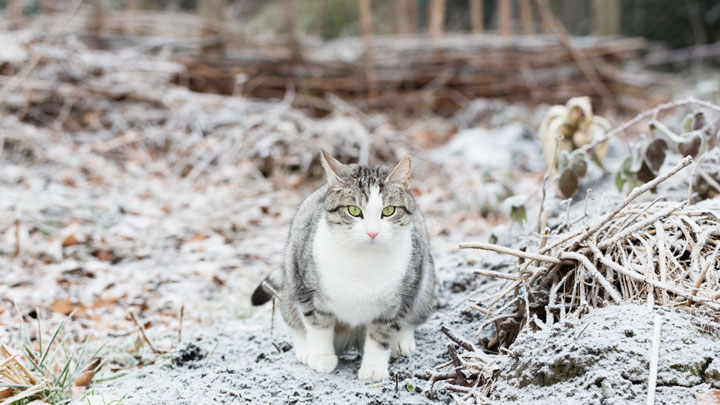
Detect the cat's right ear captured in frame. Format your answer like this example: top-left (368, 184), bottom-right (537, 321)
top-left (320, 150), bottom-right (346, 185)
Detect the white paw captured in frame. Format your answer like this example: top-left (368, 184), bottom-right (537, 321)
top-left (295, 342), bottom-right (309, 365)
top-left (392, 335), bottom-right (416, 357)
top-left (307, 353), bottom-right (338, 373)
top-left (392, 328), bottom-right (417, 357)
top-left (358, 364), bottom-right (390, 381)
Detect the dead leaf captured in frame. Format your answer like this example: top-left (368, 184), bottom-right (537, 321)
top-left (92, 294), bottom-right (119, 309)
top-left (698, 390), bottom-right (720, 405)
top-left (0, 388), bottom-right (13, 399)
top-left (190, 234), bottom-right (206, 242)
top-left (75, 371), bottom-right (94, 387)
top-left (94, 248), bottom-right (113, 262)
top-left (49, 297), bottom-right (74, 315)
top-left (74, 356), bottom-right (101, 387)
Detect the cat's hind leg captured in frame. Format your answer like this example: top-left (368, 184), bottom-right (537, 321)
top-left (290, 327), bottom-right (309, 365)
top-left (391, 325), bottom-right (416, 357)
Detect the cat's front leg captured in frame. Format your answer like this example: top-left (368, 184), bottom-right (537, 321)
top-left (302, 309), bottom-right (338, 373)
top-left (359, 319), bottom-right (400, 381)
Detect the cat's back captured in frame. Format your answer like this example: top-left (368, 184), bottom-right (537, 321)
top-left (284, 184), bottom-right (328, 269)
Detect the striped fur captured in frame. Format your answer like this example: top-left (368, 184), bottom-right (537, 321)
top-left (252, 151), bottom-right (436, 381)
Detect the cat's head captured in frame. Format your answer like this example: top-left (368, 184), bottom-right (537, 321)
top-left (319, 150), bottom-right (416, 245)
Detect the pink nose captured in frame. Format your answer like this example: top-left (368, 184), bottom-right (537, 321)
top-left (367, 231), bottom-right (379, 240)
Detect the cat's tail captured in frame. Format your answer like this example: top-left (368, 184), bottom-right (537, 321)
top-left (250, 270), bottom-right (281, 306)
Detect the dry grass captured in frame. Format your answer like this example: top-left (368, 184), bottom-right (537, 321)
top-left (0, 314), bottom-right (102, 405)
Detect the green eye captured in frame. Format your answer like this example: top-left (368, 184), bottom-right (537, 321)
top-left (348, 205), bottom-right (362, 217)
top-left (382, 206), bottom-right (395, 217)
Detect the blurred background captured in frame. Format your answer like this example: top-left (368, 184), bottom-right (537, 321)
top-left (2, 0), bottom-right (720, 117)
top-left (1, 1), bottom-right (720, 402)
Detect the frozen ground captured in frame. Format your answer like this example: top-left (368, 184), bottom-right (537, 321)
top-left (92, 253), bottom-right (505, 405)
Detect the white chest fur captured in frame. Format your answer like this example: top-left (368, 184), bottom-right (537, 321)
top-left (313, 217), bottom-right (412, 326)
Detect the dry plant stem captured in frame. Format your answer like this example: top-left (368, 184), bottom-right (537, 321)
top-left (572, 156), bottom-right (693, 249)
top-left (584, 97), bottom-right (720, 153)
top-left (0, 345), bottom-right (38, 385)
top-left (698, 169), bottom-right (720, 194)
top-left (178, 304), bottom-right (184, 344)
top-left (560, 251), bottom-right (622, 303)
top-left (690, 244), bottom-right (720, 299)
top-left (598, 202), bottom-right (685, 249)
top-left (13, 219), bottom-right (20, 258)
top-left (654, 222), bottom-right (669, 305)
top-left (128, 310), bottom-right (166, 354)
top-left (590, 244), bottom-right (720, 311)
top-left (459, 243), bottom-right (570, 265)
top-left (426, 371), bottom-right (457, 395)
top-left (647, 313), bottom-right (662, 405)
top-left (440, 325), bottom-right (476, 352)
top-left (473, 269), bottom-right (519, 280)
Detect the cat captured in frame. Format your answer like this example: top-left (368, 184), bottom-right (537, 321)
top-left (251, 150), bottom-right (436, 381)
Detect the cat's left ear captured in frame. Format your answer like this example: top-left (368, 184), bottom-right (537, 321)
top-left (320, 150), bottom-right (346, 185)
top-left (386, 156), bottom-right (412, 188)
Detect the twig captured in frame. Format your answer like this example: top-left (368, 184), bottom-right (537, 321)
top-left (425, 371), bottom-right (456, 396)
top-left (647, 313), bottom-right (661, 405)
top-left (583, 98), bottom-right (720, 153)
top-left (202, 342), bottom-right (220, 369)
top-left (128, 309), bottom-right (166, 354)
top-left (473, 269), bottom-right (519, 280)
top-left (654, 222), bottom-right (669, 306)
top-left (178, 304), bottom-right (184, 344)
top-left (13, 219), bottom-right (20, 258)
top-left (590, 244), bottom-right (720, 311)
top-left (598, 201), bottom-right (685, 249)
top-left (459, 243), bottom-right (570, 265)
top-left (572, 156), bottom-right (693, 249)
top-left (440, 325), bottom-right (476, 352)
top-left (560, 251), bottom-right (622, 303)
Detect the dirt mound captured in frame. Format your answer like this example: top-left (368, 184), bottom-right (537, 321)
top-left (491, 304), bottom-right (720, 404)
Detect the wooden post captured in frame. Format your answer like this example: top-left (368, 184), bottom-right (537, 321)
top-left (519, 0), bottom-right (534, 35)
top-left (358, 0), bottom-right (373, 43)
top-left (9, 0), bottom-right (22, 30)
top-left (282, 0), bottom-right (301, 60)
top-left (357, 0), bottom-right (377, 100)
top-left (428, 0), bottom-right (446, 40)
top-left (200, 0), bottom-right (226, 56)
top-left (395, 0), bottom-right (410, 34)
top-left (592, 0), bottom-right (620, 36)
top-left (90, 0), bottom-right (105, 39)
top-left (407, 0), bottom-right (418, 33)
top-left (498, 0), bottom-right (513, 37)
top-left (470, 0), bottom-right (484, 34)
top-left (314, 0), bottom-right (326, 37)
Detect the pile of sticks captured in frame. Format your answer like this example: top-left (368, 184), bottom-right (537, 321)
top-left (177, 34), bottom-right (653, 115)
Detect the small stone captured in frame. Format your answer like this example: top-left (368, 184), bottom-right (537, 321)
top-left (601, 380), bottom-right (614, 398)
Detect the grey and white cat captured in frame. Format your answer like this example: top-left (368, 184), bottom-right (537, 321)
top-left (251, 151), bottom-right (436, 381)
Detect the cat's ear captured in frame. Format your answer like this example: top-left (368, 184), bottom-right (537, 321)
top-left (320, 150), bottom-right (346, 185)
top-left (386, 156), bottom-right (412, 188)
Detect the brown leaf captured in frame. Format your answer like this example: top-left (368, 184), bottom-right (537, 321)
top-left (49, 297), bottom-right (74, 315)
top-left (698, 390), bottom-right (720, 405)
top-left (0, 388), bottom-right (13, 399)
top-left (74, 371), bottom-right (95, 387)
top-left (94, 249), bottom-right (113, 262)
top-left (190, 234), bottom-right (206, 242)
top-left (62, 234), bottom-right (78, 247)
